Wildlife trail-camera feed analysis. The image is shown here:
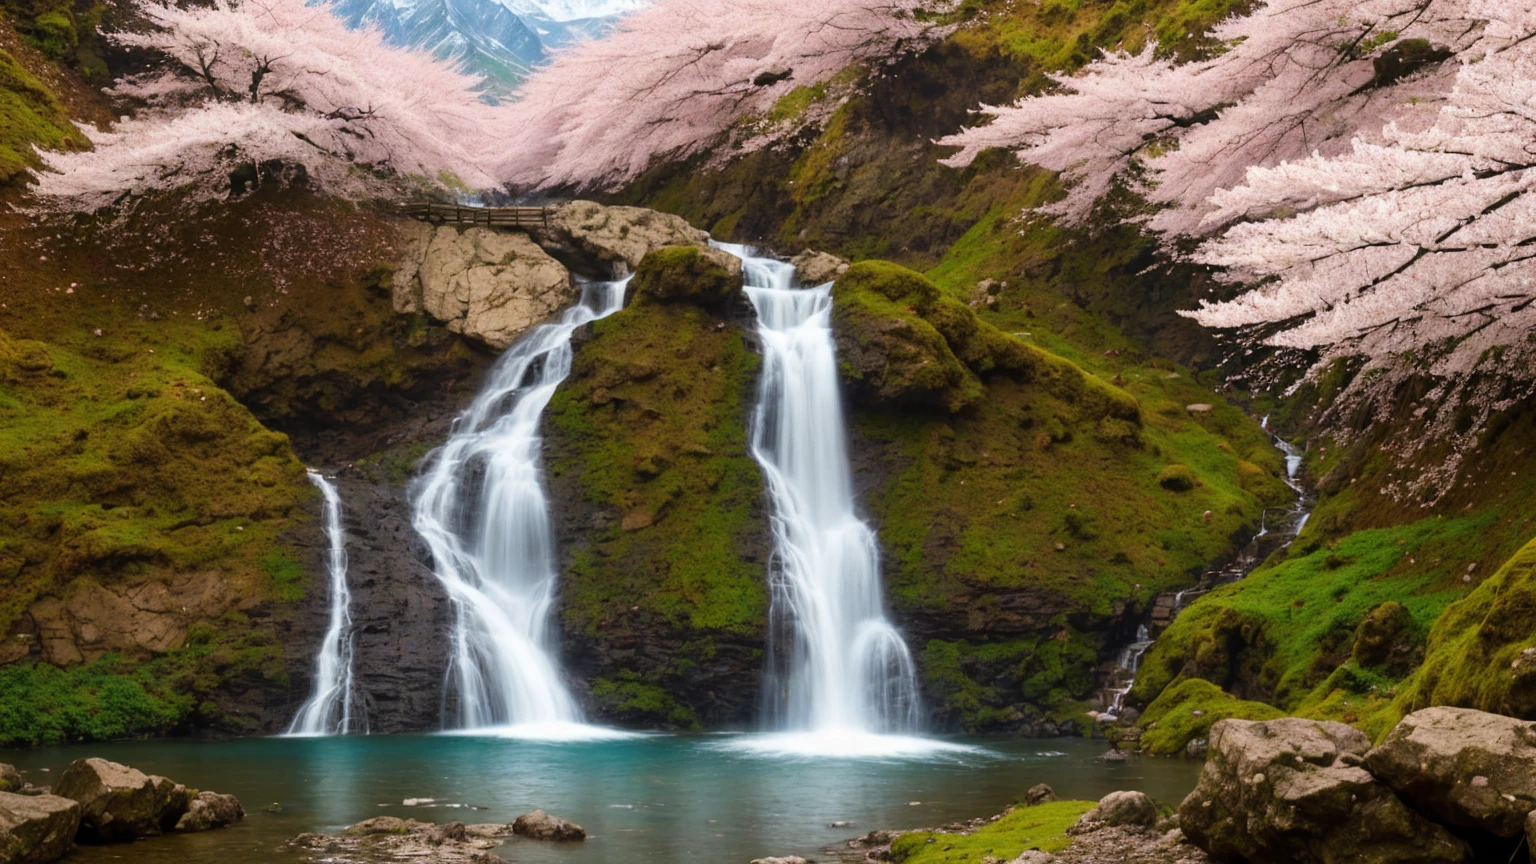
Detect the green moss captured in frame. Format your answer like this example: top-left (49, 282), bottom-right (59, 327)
top-left (1137, 678), bottom-right (1282, 755)
top-left (632, 245), bottom-right (743, 307)
top-left (921, 636), bottom-right (1096, 731)
top-left (1132, 515), bottom-right (1491, 730)
top-left (262, 550), bottom-right (306, 602)
top-left (890, 800), bottom-right (1094, 864)
top-left (1401, 536), bottom-right (1536, 721)
top-left (590, 673), bottom-right (701, 730)
top-left (0, 45), bottom-right (77, 182)
top-left (1157, 464), bottom-right (1197, 491)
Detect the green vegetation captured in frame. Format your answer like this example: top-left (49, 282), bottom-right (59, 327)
top-left (631, 245), bottom-right (743, 308)
top-left (547, 288), bottom-right (766, 723)
top-left (891, 800), bottom-right (1094, 864)
top-left (0, 44), bottom-right (75, 181)
top-left (1137, 678), bottom-right (1281, 755)
top-left (590, 673), bottom-right (701, 730)
top-left (1402, 536), bottom-right (1536, 721)
top-left (921, 637), bottom-right (1096, 731)
top-left (0, 655), bottom-right (188, 746)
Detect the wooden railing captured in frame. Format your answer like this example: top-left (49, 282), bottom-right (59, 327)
top-left (398, 202), bottom-right (552, 229)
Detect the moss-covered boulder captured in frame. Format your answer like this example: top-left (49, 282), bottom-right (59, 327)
top-left (1403, 536), bottom-right (1536, 719)
top-left (546, 292), bottom-right (767, 728)
top-left (1137, 677), bottom-right (1283, 756)
top-left (630, 245), bottom-right (743, 308)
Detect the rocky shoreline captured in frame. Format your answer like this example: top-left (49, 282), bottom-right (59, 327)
top-left (801, 705), bottom-right (1536, 864)
top-left (0, 757), bottom-right (243, 864)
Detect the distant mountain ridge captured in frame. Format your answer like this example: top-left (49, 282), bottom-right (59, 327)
top-left (328, 0), bottom-right (645, 93)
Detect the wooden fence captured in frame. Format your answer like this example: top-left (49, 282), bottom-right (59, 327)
top-left (398, 203), bottom-right (552, 229)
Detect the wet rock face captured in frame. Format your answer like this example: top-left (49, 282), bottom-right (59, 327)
top-left (1178, 718), bottom-right (1469, 864)
top-left (281, 457), bottom-right (454, 735)
top-left (1365, 706), bottom-right (1536, 838)
top-left (0, 792), bottom-right (80, 864)
top-left (395, 224), bottom-right (579, 350)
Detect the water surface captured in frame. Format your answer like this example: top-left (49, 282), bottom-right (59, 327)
top-left (2, 734), bottom-right (1199, 863)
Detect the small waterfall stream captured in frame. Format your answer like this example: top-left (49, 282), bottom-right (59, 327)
top-left (724, 245), bottom-right (930, 755)
top-left (410, 278), bottom-right (630, 739)
top-left (288, 470), bottom-right (361, 736)
top-left (1098, 421), bottom-right (1315, 721)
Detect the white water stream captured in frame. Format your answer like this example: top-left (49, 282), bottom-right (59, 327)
top-left (410, 278), bottom-right (632, 741)
top-left (721, 245), bottom-right (938, 757)
top-left (288, 471), bottom-right (361, 736)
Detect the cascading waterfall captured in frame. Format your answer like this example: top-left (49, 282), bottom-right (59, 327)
top-left (288, 470), bottom-right (361, 736)
top-left (727, 245), bottom-right (923, 746)
top-left (411, 278), bottom-right (630, 739)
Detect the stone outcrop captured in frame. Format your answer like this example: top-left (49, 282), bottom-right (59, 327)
top-left (0, 792), bottom-right (80, 864)
top-left (1365, 706), bottom-right (1536, 839)
top-left (173, 792), bottom-right (244, 833)
top-left (0, 767), bottom-right (22, 795)
top-left (1070, 791), bottom-right (1158, 833)
top-left (1178, 718), bottom-right (1468, 864)
top-left (394, 224), bottom-right (577, 350)
top-left (290, 817), bottom-right (512, 863)
top-left (51, 758), bottom-right (242, 843)
top-left (511, 809), bottom-right (585, 841)
top-left (53, 758), bottom-right (166, 842)
top-left (537, 200), bottom-right (711, 275)
top-left (631, 245), bottom-right (744, 307)
top-left (789, 249), bottom-right (848, 285)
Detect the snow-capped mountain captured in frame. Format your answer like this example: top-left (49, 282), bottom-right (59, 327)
top-left (329, 0), bottom-right (645, 93)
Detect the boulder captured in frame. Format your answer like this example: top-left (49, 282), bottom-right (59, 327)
top-left (632, 245), bottom-right (743, 308)
top-left (1024, 783), bottom-right (1058, 806)
top-left (53, 758), bottom-right (163, 842)
top-left (0, 767), bottom-right (21, 795)
top-left (790, 249), bottom-right (848, 285)
top-left (1366, 706), bottom-right (1536, 838)
top-left (1178, 718), bottom-right (1468, 864)
top-left (394, 225), bottom-right (577, 350)
top-left (540, 201), bottom-right (710, 275)
top-left (511, 809), bottom-right (585, 841)
top-left (1071, 791), bottom-right (1158, 833)
top-left (749, 858), bottom-right (811, 864)
top-left (0, 792), bottom-right (80, 864)
top-left (148, 776), bottom-right (193, 830)
top-left (173, 792), bottom-right (245, 833)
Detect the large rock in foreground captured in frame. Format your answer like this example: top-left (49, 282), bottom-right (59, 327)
top-left (540, 201), bottom-right (710, 274)
top-left (0, 792), bottom-right (80, 864)
top-left (53, 758), bottom-right (164, 842)
top-left (395, 224), bottom-right (577, 350)
top-left (1178, 718), bottom-right (1468, 864)
top-left (1366, 706), bottom-right (1536, 838)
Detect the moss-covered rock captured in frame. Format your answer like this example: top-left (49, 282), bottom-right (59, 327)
top-left (0, 43), bottom-right (76, 182)
top-left (631, 245), bottom-right (743, 308)
top-left (1402, 537), bottom-right (1536, 720)
top-left (1137, 677), bottom-right (1283, 756)
top-left (1158, 464), bottom-right (1197, 491)
top-left (546, 293), bottom-right (768, 728)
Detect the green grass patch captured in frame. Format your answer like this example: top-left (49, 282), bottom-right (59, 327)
top-left (891, 800), bottom-right (1094, 864)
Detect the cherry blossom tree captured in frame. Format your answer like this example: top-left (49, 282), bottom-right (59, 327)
top-left (495, 0), bottom-right (943, 189)
top-left (939, 0), bottom-right (1536, 491)
top-left (32, 0), bottom-right (506, 212)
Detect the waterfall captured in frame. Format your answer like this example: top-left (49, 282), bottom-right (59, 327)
top-left (728, 245), bottom-right (922, 745)
top-left (410, 278), bottom-right (630, 739)
top-left (288, 470), bottom-right (361, 736)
